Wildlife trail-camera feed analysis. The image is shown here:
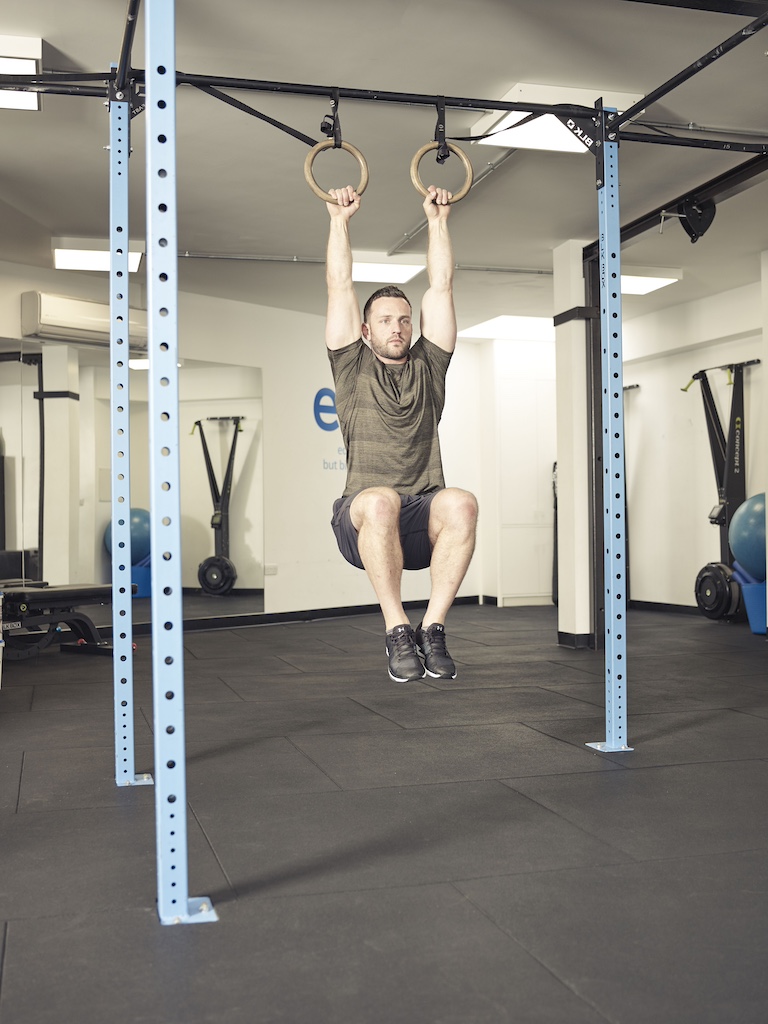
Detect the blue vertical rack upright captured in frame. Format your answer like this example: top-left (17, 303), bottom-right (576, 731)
top-left (109, 78), bottom-right (153, 789)
top-left (145, 0), bottom-right (217, 926)
top-left (587, 107), bottom-right (632, 754)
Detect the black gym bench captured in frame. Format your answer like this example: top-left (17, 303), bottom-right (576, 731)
top-left (1, 582), bottom-right (121, 660)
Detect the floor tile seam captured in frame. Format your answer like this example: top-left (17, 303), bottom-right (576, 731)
top-left (200, 877), bottom-right (488, 911)
top-left (505, 721), bottom-right (634, 762)
top-left (495, 781), bottom-right (642, 862)
top-left (210, 676), bottom-right (248, 702)
top-left (731, 707), bottom-right (768, 721)
top-left (446, 882), bottom-right (617, 1024)
top-left (209, 689), bottom-right (396, 703)
top-left (13, 751), bottom-right (25, 815)
top-left (187, 802), bottom-right (239, 900)
top-left (0, 920), bottom-right (7, 1004)
top-left (282, 736), bottom-right (345, 791)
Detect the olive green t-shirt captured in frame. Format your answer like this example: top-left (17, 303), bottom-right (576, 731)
top-left (328, 336), bottom-right (452, 498)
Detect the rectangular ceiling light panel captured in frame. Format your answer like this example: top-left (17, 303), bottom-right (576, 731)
top-left (471, 84), bottom-right (644, 154)
top-left (0, 35), bottom-right (42, 111)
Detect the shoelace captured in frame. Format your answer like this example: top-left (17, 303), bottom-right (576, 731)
top-left (390, 628), bottom-right (417, 656)
top-left (424, 628), bottom-right (448, 657)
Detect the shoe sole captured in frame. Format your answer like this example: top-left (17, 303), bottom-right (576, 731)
top-left (386, 644), bottom-right (426, 683)
top-left (423, 667), bottom-right (457, 680)
top-left (388, 668), bottom-right (426, 682)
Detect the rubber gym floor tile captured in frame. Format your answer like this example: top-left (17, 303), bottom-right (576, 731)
top-left (182, 630), bottom-right (267, 659)
top-left (188, 652), bottom-right (306, 677)
top-left (450, 642), bottom-right (602, 669)
top-left (734, 703), bottom-right (768, 720)
top-left (0, 885), bottom-right (610, 1024)
top-left (353, 687), bottom-right (602, 729)
top-left (528, 708), bottom-right (768, 768)
top-left (274, 649), bottom-right (407, 673)
top-left (1, 653), bottom-right (111, 686)
top-left (186, 734), bottom-right (340, 798)
top-left (130, 671), bottom-right (245, 707)
top-left (288, 721), bottom-right (622, 790)
top-left (0, 683), bottom-right (33, 711)
top-left (25, 674), bottom-right (239, 713)
top-left (0, 707), bottom-right (153, 752)
top-left (0, 802), bottom-right (229, 920)
top-left (216, 670), bottom-right (432, 702)
top-left (0, 751), bottom-right (23, 811)
top-left (17, 745), bottom-right (154, 811)
top-left (191, 782), bottom-right (628, 900)
top-left (174, 696), bottom-right (402, 753)
top-left (542, 679), bottom-right (766, 715)
top-left (424, 659), bottom-right (605, 689)
top-left (455, 851), bottom-right (768, 1024)
top-left (503, 760), bottom-right (768, 859)
top-left (622, 651), bottom-right (746, 679)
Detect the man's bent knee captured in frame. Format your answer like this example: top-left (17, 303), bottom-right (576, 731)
top-left (429, 488), bottom-right (478, 531)
top-left (350, 486), bottom-right (402, 532)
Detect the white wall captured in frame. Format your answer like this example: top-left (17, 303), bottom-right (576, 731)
top-left (623, 283), bottom-right (764, 607)
top-left (2, 257), bottom-right (761, 617)
top-left (481, 339), bottom-right (557, 607)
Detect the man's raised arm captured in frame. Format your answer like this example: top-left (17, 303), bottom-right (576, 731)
top-left (325, 186), bottom-right (362, 351)
top-left (419, 185), bottom-right (457, 354)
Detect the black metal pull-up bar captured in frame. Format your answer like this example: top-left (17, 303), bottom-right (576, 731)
top-left (618, 9), bottom-right (768, 126)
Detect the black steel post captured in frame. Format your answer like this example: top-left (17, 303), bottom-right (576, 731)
top-left (115, 0), bottom-right (142, 94)
top-left (619, 10), bottom-right (768, 126)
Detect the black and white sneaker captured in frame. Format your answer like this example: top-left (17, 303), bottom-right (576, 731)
top-left (414, 622), bottom-right (457, 679)
top-left (385, 624), bottom-right (425, 682)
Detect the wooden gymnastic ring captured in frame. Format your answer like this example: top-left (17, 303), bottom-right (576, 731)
top-left (304, 140), bottom-right (369, 203)
top-left (409, 141), bottom-right (473, 204)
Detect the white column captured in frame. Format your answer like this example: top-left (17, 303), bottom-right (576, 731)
top-left (553, 239), bottom-right (592, 644)
top-left (41, 345), bottom-right (80, 584)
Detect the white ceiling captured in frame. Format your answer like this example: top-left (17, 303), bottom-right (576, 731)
top-left (1, 0), bottom-right (768, 336)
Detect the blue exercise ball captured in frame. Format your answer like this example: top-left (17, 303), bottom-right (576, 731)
top-left (728, 493), bottom-right (766, 582)
top-left (104, 508), bottom-right (152, 565)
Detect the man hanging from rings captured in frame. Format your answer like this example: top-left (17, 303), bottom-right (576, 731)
top-left (325, 182), bottom-right (478, 683)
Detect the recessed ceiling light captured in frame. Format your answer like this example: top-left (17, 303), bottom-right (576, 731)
top-left (351, 250), bottom-right (425, 284)
top-left (53, 237), bottom-right (144, 273)
top-left (620, 274), bottom-right (680, 295)
top-left (458, 316), bottom-right (555, 341)
top-left (0, 35), bottom-right (42, 111)
top-left (471, 83), bottom-right (643, 155)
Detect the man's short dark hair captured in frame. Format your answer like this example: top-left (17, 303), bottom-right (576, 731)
top-left (363, 286), bottom-right (412, 324)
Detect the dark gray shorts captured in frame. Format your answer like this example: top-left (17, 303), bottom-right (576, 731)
top-left (331, 490), bottom-right (439, 571)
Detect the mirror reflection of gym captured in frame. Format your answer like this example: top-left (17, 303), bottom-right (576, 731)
top-left (0, 327), bottom-right (265, 655)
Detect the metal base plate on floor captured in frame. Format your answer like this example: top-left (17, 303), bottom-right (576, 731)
top-left (160, 896), bottom-right (219, 926)
top-left (586, 742), bottom-right (634, 752)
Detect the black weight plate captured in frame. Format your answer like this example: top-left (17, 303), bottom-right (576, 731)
top-left (198, 555), bottom-right (237, 596)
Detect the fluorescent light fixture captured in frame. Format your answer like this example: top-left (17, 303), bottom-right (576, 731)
top-left (53, 237), bottom-right (144, 273)
top-left (471, 84), bottom-right (643, 154)
top-left (459, 316), bottom-right (555, 342)
top-left (351, 250), bottom-right (425, 284)
top-left (0, 36), bottom-right (42, 111)
top-left (621, 268), bottom-right (681, 294)
top-left (129, 358), bottom-right (150, 370)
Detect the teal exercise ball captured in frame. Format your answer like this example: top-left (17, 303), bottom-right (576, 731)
top-left (104, 508), bottom-right (152, 565)
top-left (728, 493), bottom-right (766, 582)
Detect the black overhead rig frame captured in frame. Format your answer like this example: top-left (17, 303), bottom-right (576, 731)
top-left (2, 5), bottom-right (768, 154)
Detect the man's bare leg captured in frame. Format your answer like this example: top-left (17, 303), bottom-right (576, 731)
top-left (351, 487), bottom-right (409, 630)
top-left (422, 487), bottom-right (478, 627)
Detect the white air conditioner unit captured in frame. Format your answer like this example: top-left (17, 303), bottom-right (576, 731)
top-left (20, 291), bottom-right (148, 348)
